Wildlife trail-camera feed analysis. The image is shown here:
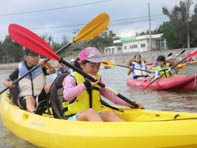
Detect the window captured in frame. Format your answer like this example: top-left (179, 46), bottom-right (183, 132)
top-left (156, 40), bottom-right (165, 48)
top-left (160, 40), bottom-right (164, 47)
top-left (141, 44), bottom-right (145, 48)
top-left (124, 46), bottom-right (127, 49)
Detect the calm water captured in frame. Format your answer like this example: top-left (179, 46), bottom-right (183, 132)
top-left (0, 64), bottom-right (197, 147)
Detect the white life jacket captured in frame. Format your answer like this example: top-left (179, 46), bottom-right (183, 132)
top-left (18, 61), bottom-right (46, 97)
top-left (131, 61), bottom-right (148, 76)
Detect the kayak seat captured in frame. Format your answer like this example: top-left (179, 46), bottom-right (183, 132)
top-left (35, 99), bottom-right (50, 115)
top-left (49, 73), bottom-right (70, 119)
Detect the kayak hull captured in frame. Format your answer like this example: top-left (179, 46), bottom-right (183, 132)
top-left (127, 75), bottom-right (197, 90)
top-left (1, 92), bottom-right (197, 148)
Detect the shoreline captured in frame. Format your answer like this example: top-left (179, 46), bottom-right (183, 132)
top-left (0, 63), bottom-right (18, 72)
top-left (0, 48), bottom-right (196, 71)
top-left (0, 60), bottom-right (58, 71)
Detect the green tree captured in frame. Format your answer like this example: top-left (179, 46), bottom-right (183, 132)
top-left (162, 0), bottom-right (193, 48)
top-left (86, 29), bottom-right (116, 51)
top-left (190, 4), bottom-right (197, 47)
top-left (156, 22), bottom-right (180, 49)
top-left (1, 35), bottom-right (23, 63)
top-left (0, 41), bottom-right (3, 63)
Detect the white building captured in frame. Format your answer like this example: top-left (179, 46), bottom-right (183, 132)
top-left (114, 34), bottom-right (167, 53)
top-left (104, 46), bottom-right (122, 55)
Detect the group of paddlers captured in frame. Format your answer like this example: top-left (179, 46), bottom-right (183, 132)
top-left (1, 44), bottom-right (182, 122)
top-left (126, 54), bottom-right (177, 79)
top-left (2, 47), bottom-right (143, 122)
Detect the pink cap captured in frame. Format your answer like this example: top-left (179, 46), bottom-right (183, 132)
top-left (78, 47), bottom-right (105, 63)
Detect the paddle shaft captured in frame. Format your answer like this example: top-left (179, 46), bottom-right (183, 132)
top-left (0, 42), bottom-right (73, 94)
top-left (117, 65), bottom-right (154, 73)
top-left (175, 50), bottom-right (185, 58)
top-left (59, 58), bottom-right (139, 108)
top-left (167, 52), bottom-right (172, 57)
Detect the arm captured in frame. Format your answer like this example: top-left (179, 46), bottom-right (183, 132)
top-left (154, 69), bottom-right (160, 78)
top-left (128, 63), bottom-right (134, 75)
top-left (2, 68), bottom-right (18, 88)
top-left (169, 67), bottom-right (176, 75)
top-left (39, 59), bottom-right (56, 74)
top-left (100, 79), bottom-right (143, 108)
top-left (2, 77), bottom-right (15, 88)
top-left (145, 65), bottom-right (147, 70)
top-left (45, 62), bottom-right (56, 74)
top-left (127, 67), bottom-right (133, 75)
top-left (62, 75), bottom-right (86, 101)
top-left (99, 79), bottom-right (131, 107)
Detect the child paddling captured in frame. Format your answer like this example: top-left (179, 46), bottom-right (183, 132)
top-left (63, 47), bottom-right (143, 122)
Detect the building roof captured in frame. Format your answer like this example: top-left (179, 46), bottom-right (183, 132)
top-left (113, 34), bottom-right (163, 43)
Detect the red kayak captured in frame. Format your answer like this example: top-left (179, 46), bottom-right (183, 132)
top-left (127, 75), bottom-right (197, 90)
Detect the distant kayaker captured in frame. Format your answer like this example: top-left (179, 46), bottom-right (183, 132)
top-left (62, 47), bottom-right (143, 122)
top-left (57, 63), bottom-right (70, 75)
top-left (154, 55), bottom-right (175, 78)
top-left (69, 58), bottom-right (76, 75)
top-left (2, 48), bottom-right (56, 113)
top-left (128, 54), bottom-right (149, 79)
top-left (70, 58), bottom-right (76, 65)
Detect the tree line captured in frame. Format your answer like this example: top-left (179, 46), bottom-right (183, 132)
top-left (138, 0), bottom-right (196, 49)
top-left (0, 29), bottom-right (116, 64)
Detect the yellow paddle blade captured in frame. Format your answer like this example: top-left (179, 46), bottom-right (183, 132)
top-left (71, 13), bottom-right (110, 43)
top-left (178, 63), bottom-right (186, 69)
top-left (101, 58), bottom-right (117, 67)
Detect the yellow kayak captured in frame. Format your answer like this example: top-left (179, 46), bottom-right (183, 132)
top-left (1, 92), bottom-right (197, 148)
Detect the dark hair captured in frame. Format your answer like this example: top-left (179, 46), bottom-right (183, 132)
top-left (81, 60), bottom-right (90, 65)
top-left (74, 58), bottom-right (90, 70)
top-left (24, 48), bottom-right (35, 55)
top-left (157, 55), bottom-right (166, 61)
top-left (134, 54), bottom-right (141, 59)
top-left (74, 58), bottom-right (82, 70)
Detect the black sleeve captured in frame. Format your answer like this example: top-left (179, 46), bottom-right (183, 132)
top-left (9, 68), bottom-right (19, 81)
top-left (42, 67), bottom-right (49, 75)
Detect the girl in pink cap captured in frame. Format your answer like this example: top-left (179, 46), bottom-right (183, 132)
top-left (63, 47), bottom-right (143, 121)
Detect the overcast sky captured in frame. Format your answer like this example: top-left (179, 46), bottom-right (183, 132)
top-left (0, 0), bottom-right (186, 42)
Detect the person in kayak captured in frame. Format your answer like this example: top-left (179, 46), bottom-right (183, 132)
top-left (62, 47), bottom-right (143, 121)
top-left (128, 54), bottom-right (149, 79)
top-left (2, 48), bottom-right (56, 113)
top-left (57, 63), bottom-right (70, 75)
top-left (154, 55), bottom-right (175, 78)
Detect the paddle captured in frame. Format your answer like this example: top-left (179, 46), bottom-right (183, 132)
top-left (8, 32), bottom-right (139, 108)
top-left (167, 52), bottom-right (172, 57)
top-left (174, 50), bottom-right (185, 58)
top-left (102, 59), bottom-right (155, 73)
top-left (0, 13), bottom-right (109, 94)
top-left (144, 49), bottom-right (197, 89)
